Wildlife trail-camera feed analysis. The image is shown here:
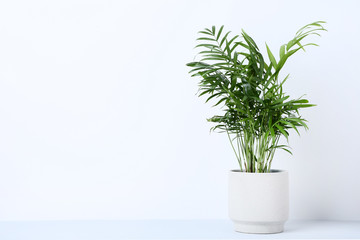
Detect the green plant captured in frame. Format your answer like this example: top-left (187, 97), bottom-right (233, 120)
top-left (186, 21), bottom-right (326, 173)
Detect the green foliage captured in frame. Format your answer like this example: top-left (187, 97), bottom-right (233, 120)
top-left (186, 21), bottom-right (326, 173)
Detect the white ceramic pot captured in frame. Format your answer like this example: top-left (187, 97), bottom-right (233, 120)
top-left (229, 169), bottom-right (289, 234)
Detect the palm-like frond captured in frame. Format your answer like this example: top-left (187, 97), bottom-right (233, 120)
top-left (187, 21), bottom-right (326, 172)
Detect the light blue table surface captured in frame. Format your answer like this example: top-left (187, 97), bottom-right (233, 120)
top-left (0, 220), bottom-right (359, 240)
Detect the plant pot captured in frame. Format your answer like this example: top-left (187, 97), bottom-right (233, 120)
top-left (228, 169), bottom-right (289, 234)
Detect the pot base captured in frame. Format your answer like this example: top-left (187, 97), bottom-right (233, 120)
top-left (233, 221), bottom-right (284, 234)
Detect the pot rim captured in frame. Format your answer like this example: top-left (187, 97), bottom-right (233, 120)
top-left (230, 169), bottom-right (287, 174)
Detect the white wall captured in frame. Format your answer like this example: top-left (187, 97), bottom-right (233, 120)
top-left (0, 0), bottom-right (359, 221)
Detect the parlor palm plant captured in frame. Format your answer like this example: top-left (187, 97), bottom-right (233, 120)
top-left (187, 21), bottom-right (326, 173)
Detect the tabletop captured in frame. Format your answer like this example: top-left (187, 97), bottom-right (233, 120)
top-left (0, 219), bottom-right (359, 239)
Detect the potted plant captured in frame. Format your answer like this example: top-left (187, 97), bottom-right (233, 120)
top-left (186, 21), bottom-right (326, 234)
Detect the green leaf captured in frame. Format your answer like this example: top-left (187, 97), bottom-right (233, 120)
top-left (287, 118), bottom-right (309, 129)
top-left (195, 43), bottom-right (218, 49)
top-left (238, 42), bottom-right (250, 50)
top-left (281, 147), bottom-right (293, 155)
top-left (220, 31), bottom-right (231, 47)
top-left (272, 96), bottom-right (290, 104)
top-left (270, 127), bottom-right (276, 141)
top-left (197, 37), bottom-right (216, 41)
top-left (279, 44), bottom-right (286, 59)
top-left (287, 35), bottom-right (306, 51)
top-left (292, 99), bottom-right (309, 104)
top-left (216, 25), bottom-right (224, 40)
top-left (200, 57), bottom-right (227, 61)
top-left (213, 97), bottom-right (228, 106)
top-left (266, 43), bottom-right (277, 68)
top-left (199, 50), bottom-right (223, 54)
top-left (198, 31), bottom-right (213, 36)
top-left (280, 120), bottom-right (300, 135)
top-left (205, 92), bottom-right (223, 102)
top-left (241, 30), bottom-right (258, 50)
top-left (293, 104), bottom-right (316, 108)
top-left (224, 35), bottom-right (239, 57)
top-left (275, 124), bottom-right (288, 139)
top-left (276, 47), bottom-right (301, 72)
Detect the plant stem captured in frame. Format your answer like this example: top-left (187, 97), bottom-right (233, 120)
top-left (226, 129), bottom-right (242, 169)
